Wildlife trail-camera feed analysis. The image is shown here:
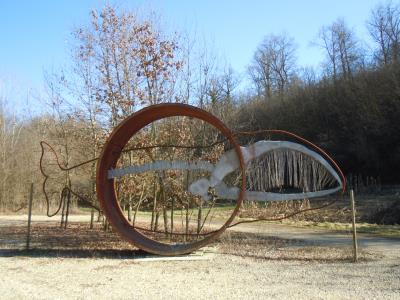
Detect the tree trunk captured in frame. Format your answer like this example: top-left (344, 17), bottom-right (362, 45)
top-left (150, 181), bottom-right (157, 230)
top-left (185, 203), bottom-right (189, 240)
top-left (128, 197), bottom-right (132, 222)
top-left (170, 197), bottom-right (174, 237)
top-left (197, 204), bottom-right (202, 237)
top-left (133, 184), bottom-right (146, 226)
top-left (155, 211), bottom-right (160, 231)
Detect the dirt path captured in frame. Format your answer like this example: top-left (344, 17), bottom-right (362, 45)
top-left (226, 220), bottom-right (400, 256)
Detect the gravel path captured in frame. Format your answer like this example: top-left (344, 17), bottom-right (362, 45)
top-left (0, 214), bottom-right (399, 299)
top-left (0, 252), bottom-right (399, 299)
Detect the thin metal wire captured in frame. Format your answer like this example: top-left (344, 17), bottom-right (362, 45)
top-left (39, 141), bottom-right (100, 217)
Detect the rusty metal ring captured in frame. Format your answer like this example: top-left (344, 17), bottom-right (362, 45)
top-left (96, 103), bottom-right (246, 256)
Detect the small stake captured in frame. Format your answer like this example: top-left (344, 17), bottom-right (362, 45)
top-left (60, 191), bottom-right (66, 228)
top-left (64, 188), bottom-right (71, 229)
top-left (90, 208), bottom-right (94, 229)
top-left (26, 183), bottom-right (34, 250)
top-left (350, 189), bottom-right (358, 262)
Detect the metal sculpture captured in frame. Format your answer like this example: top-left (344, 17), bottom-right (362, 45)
top-left (96, 103), bottom-right (246, 255)
top-left (40, 103), bottom-right (346, 256)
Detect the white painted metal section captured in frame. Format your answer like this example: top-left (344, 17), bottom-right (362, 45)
top-left (108, 141), bottom-right (343, 202)
top-left (189, 141), bottom-right (343, 201)
top-left (108, 160), bottom-right (214, 179)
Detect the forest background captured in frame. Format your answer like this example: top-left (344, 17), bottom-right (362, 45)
top-left (1, 2), bottom-right (400, 211)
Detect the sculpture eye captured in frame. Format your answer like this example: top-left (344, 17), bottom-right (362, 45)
top-left (240, 141), bottom-right (344, 201)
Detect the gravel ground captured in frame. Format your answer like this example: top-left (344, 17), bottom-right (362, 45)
top-left (0, 215), bottom-right (399, 299)
top-left (0, 253), bottom-right (399, 299)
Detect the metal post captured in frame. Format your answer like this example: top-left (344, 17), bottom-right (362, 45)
top-left (350, 189), bottom-right (358, 262)
top-left (26, 183), bottom-right (34, 250)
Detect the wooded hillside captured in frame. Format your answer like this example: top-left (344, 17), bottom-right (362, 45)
top-left (1, 2), bottom-right (400, 211)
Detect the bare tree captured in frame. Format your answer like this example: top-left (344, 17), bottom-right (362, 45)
top-left (319, 24), bottom-right (339, 80)
top-left (248, 34), bottom-right (297, 100)
top-left (42, 5), bottom-right (184, 222)
top-left (220, 66), bottom-right (239, 102)
top-left (368, 2), bottom-right (400, 65)
top-left (0, 97), bottom-right (22, 210)
top-left (319, 19), bottom-right (364, 80)
top-left (69, 5), bottom-right (183, 128)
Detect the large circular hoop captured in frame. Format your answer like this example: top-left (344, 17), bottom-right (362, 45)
top-left (96, 103), bottom-right (246, 255)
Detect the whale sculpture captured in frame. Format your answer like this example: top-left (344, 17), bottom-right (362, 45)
top-left (108, 140), bottom-right (343, 202)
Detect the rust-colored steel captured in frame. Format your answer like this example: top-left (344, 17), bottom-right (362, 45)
top-left (96, 103), bottom-right (246, 256)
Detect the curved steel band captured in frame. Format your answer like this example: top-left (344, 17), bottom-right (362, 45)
top-left (96, 103), bottom-right (246, 256)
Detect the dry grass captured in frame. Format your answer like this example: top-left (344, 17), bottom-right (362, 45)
top-left (238, 193), bottom-right (400, 225)
top-left (280, 220), bottom-right (400, 237)
top-left (0, 220), bottom-right (378, 262)
top-left (0, 222), bottom-right (147, 259)
top-left (217, 230), bottom-right (378, 262)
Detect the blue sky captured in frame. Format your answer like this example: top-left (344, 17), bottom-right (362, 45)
top-left (0, 0), bottom-right (386, 109)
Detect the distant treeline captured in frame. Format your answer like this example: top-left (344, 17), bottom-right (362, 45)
top-left (233, 1), bottom-right (400, 184)
top-left (235, 64), bottom-right (400, 183)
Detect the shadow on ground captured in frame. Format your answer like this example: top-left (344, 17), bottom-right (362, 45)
top-left (0, 248), bottom-right (147, 259)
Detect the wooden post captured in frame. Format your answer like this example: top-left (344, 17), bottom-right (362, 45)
top-left (64, 188), bottom-right (71, 229)
top-left (90, 208), bottom-right (94, 229)
top-left (26, 183), bottom-right (34, 250)
top-left (60, 191), bottom-right (66, 228)
top-left (90, 181), bottom-right (95, 229)
top-left (197, 204), bottom-right (202, 237)
top-left (350, 189), bottom-right (358, 262)
top-left (170, 197), bottom-right (174, 238)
